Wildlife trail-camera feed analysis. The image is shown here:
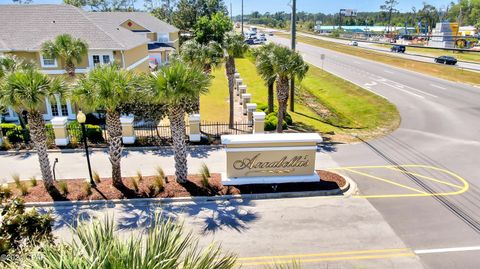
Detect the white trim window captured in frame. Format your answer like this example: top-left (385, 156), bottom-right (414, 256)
top-left (158, 33), bottom-right (169, 43)
top-left (40, 55), bottom-right (57, 68)
top-left (92, 54), bottom-right (111, 67)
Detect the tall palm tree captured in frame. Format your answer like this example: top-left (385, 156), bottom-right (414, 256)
top-left (148, 61), bottom-right (211, 183)
top-left (73, 65), bottom-right (142, 192)
top-left (223, 33), bottom-right (248, 128)
top-left (0, 69), bottom-right (66, 199)
top-left (179, 39), bottom-right (223, 112)
top-left (271, 45), bottom-right (309, 133)
top-left (180, 40), bottom-right (224, 74)
top-left (41, 34), bottom-right (88, 77)
top-left (253, 43), bottom-right (276, 114)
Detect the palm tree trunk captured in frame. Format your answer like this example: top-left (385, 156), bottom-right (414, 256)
top-left (28, 110), bottom-right (63, 200)
top-left (106, 110), bottom-right (126, 191)
top-left (168, 105), bottom-right (188, 183)
top-left (65, 61), bottom-right (76, 77)
top-left (268, 82), bottom-right (274, 114)
top-left (226, 56), bottom-right (236, 129)
top-left (276, 77), bottom-right (289, 133)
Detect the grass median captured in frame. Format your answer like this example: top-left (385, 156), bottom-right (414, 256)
top-left (201, 56), bottom-right (400, 142)
top-left (275, 32), bottom-right (480, 86)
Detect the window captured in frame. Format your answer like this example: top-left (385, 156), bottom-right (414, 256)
top-left (92, 54), bottom-right (112, 67)
top-left (51, 103), bottom-right (59, 117)
top-left (93, 55), bottom-right (101, 66)
top-left (158, 33), bottom-right (169, 43)
top-left (102, 55), bottom-right (111, 64)
top-left (40, 55), bottom-right (57, 68)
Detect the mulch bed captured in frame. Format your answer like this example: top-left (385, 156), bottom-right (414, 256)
top-left (3, 170), bottom-right (346, 203)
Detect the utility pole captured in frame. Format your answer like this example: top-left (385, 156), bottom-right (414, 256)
top-left (241, 0), bottom-right (244, 35)
top-left (289, 0), bottom-right (296, 112)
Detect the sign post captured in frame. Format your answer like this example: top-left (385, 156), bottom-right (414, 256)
top-left (221, 133), bottom-right (323, 185)
top-left (320, 54), bottom-right (325, 70)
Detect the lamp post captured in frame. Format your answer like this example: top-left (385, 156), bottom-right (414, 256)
top-left (77, 111), bottom-right (96, 188)
top-left (289, 0), bottom-right (297, 112)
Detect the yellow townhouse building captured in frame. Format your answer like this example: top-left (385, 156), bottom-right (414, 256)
top-left (0, 4), bottom-right (179, 122)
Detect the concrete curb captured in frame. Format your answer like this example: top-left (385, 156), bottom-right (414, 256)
top-left (22, 176), bottom-right (357, 208)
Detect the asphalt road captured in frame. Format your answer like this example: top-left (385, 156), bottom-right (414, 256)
top-left (297, 32), bottom-right (480, 72)
top-left (270, 34), bottom-right (480, 268)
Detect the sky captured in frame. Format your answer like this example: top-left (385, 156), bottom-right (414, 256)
top-left (0, 0), bottom-right (454, 15)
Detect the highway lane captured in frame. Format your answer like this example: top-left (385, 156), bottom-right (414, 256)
top-left (270, 35), bottom-right (480, 269)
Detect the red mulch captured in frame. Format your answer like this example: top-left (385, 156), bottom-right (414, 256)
top-left (3, 170), bottom-right (346, 203)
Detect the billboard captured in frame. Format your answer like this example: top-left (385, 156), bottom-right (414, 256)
top-left (340, 9), bottom-right (357, 17)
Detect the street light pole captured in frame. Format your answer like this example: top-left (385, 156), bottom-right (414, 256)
top-left (289, 0), bottom-right (297, 112)
top-left (77, 111), bottom-right (96, 188)
top-left (241, 0), bottom-right (244, 35)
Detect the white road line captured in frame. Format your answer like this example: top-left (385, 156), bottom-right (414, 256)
top-left (415, 246), bottom-right (480, 255)
top-left (430, 84), bottom-right (447, 90)
top-left (384, 70), bottom-right (394, 74)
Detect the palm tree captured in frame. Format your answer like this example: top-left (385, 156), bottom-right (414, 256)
top-left (0, 69), bottom-right (66, 199)
top-left (73, 65), bottom-right (142, 192)
top-left (179, 39), bottom-right (223, 112)
top-left (148, 61), bottom-right (211, 183)
top-left (41, 34), bottom-right (88, 77)
top-left (253, 43), bottom-right (276, 114)
top-left (223, 33), bottom-right (248, 128)
top-left (270, 45), bottom-right (309, 133)
top-left (180, 39), bottom-right (223, 74)
top-left (18, 215), bottom-right (237, 269)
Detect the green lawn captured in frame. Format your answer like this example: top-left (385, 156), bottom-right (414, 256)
top-left (200, 66), bottom-right (229, 122)
top-left (201, 56), bottom-right (400, 141)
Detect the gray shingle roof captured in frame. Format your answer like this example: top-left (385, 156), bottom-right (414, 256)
top-left (88, 12), bottom-right (179, 34)
top-left (0, 4), bottom-right (176, 52)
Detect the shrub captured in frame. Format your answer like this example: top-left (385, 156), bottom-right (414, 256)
top-left (18, 183), bottom-right (29, 196)
top-left (135, 171), bottom-right (143, 182)
top-left (0, 184), bottom-right (12, 203)
top-left (0, 198), bottom-right (54, 256)
top-left (6, 126), bottom-right (30, 144)
top-left (93, 170), bottom-right (101, 183)
top-left (131, 177), bottom-right (140, 192)
top-left (67, 121), bottom-right (104, 144)
top-left (1, 137), bottom-right (13, 150)
top-left (83, 182), bottom-right (93, 196)
top-left (0, 123), bottom-right (18, 136)
top-left (57, 181), bottom-right (69, 196)
top-left (257, 103), bottom-right (269, 112)
top-left (29, 176), bottom-right (37, 187)
top-left (155, 166), bottom-right (165, 180)
top-left (12, 174), bottom-right (20, 188)
top-left (200, 163), bottom-right (211, 188)
top-left (153, 175), bottom-right (164, 194)
top-left (264, 113), bottom-right (288, 131)
top-left (15, 215), bottom-right (236, 268)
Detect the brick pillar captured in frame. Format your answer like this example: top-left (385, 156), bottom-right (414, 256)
top-left (189, 114), bottom-right (201, 142)
top-left (247, 103), bottom-right (258, 127)
top-left (252, 111), bottom-right (266, 134)
top-left (234, 72), bottom-right (240, 79)
top-left (235, 78), bottom-right (243, 96)
top-left (51, 116), bottom-right (69, 146)
top-left (120, 116), bottom-right (136, 145)
top-left (242, 93), bottom-right (252, 114)
top-left (239, 85), bottom-right (247, 104)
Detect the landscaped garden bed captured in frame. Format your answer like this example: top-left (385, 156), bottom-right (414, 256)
top-left (1, 170), bottom-right (346, 203)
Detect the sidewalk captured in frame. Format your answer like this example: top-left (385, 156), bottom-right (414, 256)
top-left (0, 146), bottom-right (339, 183)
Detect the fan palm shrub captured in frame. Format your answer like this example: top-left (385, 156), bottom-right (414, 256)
top-left (270, 45), bottom-right (309, 132)
top-left (0, 69), bottom-right (66, 199)
top-left (253, 43), bottom-right (276, 114)
top-left (73, 64), bottom-right (143, 192)
top-left (223, 33), bottom-right (248, 128)
top-left (41, 34), bottom-right (88, 77)
top-left (11, 215), bottom-right (237, 269)
top-left (148, 61), bottom-right (211, 183)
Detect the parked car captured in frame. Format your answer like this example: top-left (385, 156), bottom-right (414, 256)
top-left (435, 56), bottom-right (457, 65)
top-left (349, 41), bottom-right (358, 46)
top-left (391, 45), bottom-right (406, 53)
top-left (244, 38), bottom-right (255, 45)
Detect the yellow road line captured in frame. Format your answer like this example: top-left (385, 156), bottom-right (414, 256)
top-left (386, 167), bottom-right (463, 189)
top-left (327, 164), bottom-right (470, 199)
top-left (240, 252), bottom-right (415, 266)
top-left (237, 248), bottom-right (410, 261)
top-left (343, 168), bottom-right (428, 194)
